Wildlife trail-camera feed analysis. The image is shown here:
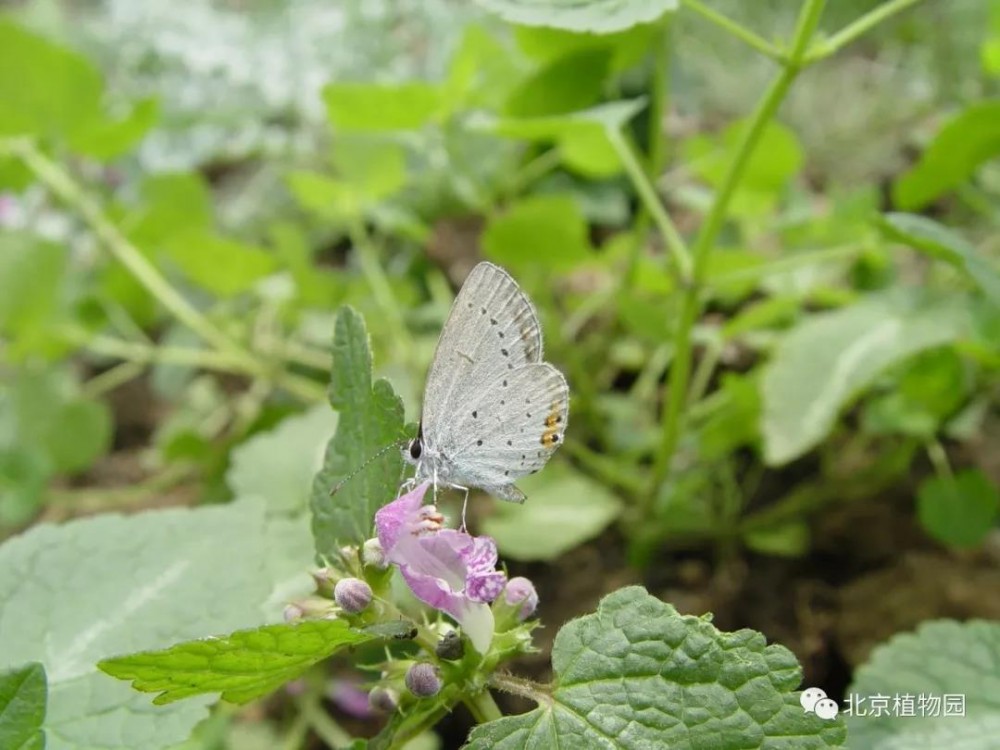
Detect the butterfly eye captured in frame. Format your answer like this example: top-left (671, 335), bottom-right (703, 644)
top-left (409, 439), bottom-right (422, 460)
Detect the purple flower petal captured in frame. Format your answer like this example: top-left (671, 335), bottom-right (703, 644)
top-left (373, 482), bottom-right (507, 653)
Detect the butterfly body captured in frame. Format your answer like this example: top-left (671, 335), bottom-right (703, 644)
top-left (405, 262), bottom-right (569, 503)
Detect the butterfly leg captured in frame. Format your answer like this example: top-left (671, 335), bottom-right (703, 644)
top-left (454, 484), bottom-right (470, 531)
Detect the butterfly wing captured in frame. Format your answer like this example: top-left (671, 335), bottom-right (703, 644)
top-left (437, 362), bottom-right (569, 502)
top-left (420, 262), bottom-right (543, 449)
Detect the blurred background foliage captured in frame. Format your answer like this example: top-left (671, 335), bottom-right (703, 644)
top-left (1, 0), bottom-right (999, 746)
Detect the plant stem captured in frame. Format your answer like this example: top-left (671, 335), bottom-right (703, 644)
top-left (804, 0), bottom-right (926, 63)
top-left (10, 139), bottom-right (259, 371)
top-left (645, 0), bottom-right (828, 515)
top-left (608, 128), bottom-right (692, 281)
top-left (926, 439), bottom-right (954, 480)
top-left (680, 0), bottom-right (787, 62)
top-left (81, 360), bottom-right (146, 399)
top-left (298, 695), bottom-right (353, 748)
top-left (464, 688), bottom-right (503, 724)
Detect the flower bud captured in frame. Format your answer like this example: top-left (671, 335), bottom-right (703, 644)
top-left (334, 578), bottom-right (372, 614)
top-left (310, 567), bottom-right (336, 598)
top-left (504, 577), bottom-right (538, 620)
top-left (362, 537), bottom-right (388, 569)
top-left (368, 686), bottom-right (399, 713)
top-left (284, 597), bottom-right (336, 622)
top-left (404, 663), bottom-right (442, 698)
top-left (435, 630), bottom-right (465, 661)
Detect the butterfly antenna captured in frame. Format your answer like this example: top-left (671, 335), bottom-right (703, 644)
top-left (330, 440), bottom-right (408, 496)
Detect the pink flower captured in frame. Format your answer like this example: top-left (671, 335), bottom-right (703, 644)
top-left (375, 482), bottom-right (506, 653)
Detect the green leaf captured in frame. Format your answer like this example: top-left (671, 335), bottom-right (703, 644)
top-left (70, 98), bottom-right (160, 161)
top-left (227, 405), bottom-right (338, 515)
top-left (473, 99), bottom-right (645, 177)
top-left (163, 229), bottom-right (276, 297)
top-left (743, 521), bottom-right (810, 557)
top-left (697, 373), bottom-right (761, 460)
top-left (893, 101), bottom-right (1000, 210)
top-left (878, 213), bottom-right (1000, 306)
top-left (0, 447), bottom-right (50, 527)
top-left (323, 82), bottom-right (443, 133)
top-left (41, 398), bottom-right (112, 474)
top-left (128, 172), bottom-right (214, 247)
top-left (286, 170), bottom-right (360, 222)
top-left (474, 0), bottom-right (678, 33)
top-left (514, 23), bottom-right (659, 71)
top-left (465, 586), bottom-right (846, 749)
top-left (0, 368), bottom-right (112, 479)
top-left (0, 20), bottom-right (102, 141)
top-left (0, 663), bottom-right (46, 750)
top-left (482, 463), bottom-right (622, 561)
top-left (761, 293), bottom-right (971, 465)
top-left (847, 619), bottom-right (1000, 749)
top-left (917, 469), bottom-right (999, 549)
top-left (504, 50), bottom-right (610, 118)
top-left (0, 500), bottom-right (289, 750)
top-left (332, 139), bottom-right (408, 201)
top-left (99, 620), bottom-right (374, 706)
top-left (861, 348), bottom-right (968, 440)
top-left (0, 234), bottom-right (71, 358)
top-left (445, 25), bottom-right (524, 110)
top-left (481, 194), bottom-right (592, 272)
top-left (310, 307), bottom-right (405, 558)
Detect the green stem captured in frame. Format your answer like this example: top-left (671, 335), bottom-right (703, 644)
top-left (464, 688), bottom-right (503, 724)
top-left (81, 360), bottom-right (146, 399)
top-left (299, 695), bottom-right (353, 748)
top-left (9, 139), bottom-right (259, 371)
top-left (78, 331), bottom-right (326, 402)
top-left (608, 128), bottom-right (692, 281)
top-left (647, 18), bottom-right (671, 181)
top-left (646, 0), bottom-right (827, 514)
top-left (926, 439), bottom-right (954, 480)
top-left (506, 147), bottom-right (563, 199)
top-left (804, 0), bottom-right (926, 63)
top-left (625, 17), bottom-right (674, 291)
top-left (680, 0), bottom-right (787, 62)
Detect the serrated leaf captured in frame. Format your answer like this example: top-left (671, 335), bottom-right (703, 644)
top-left (917, 469), bottom-right (999, 549)
top-left (99, 620), bottom-right (374, 705)
top-left (847, 619), bottom-right (1000, 749)
top-left (310, 307), bottom-right (405, 558)
top-left (0, 663), bottom-right (46, 750)
top-left (323, 82), bottom-right (443, 133)
top-left (0, 500), bottom-right (287, 750)
top-left (227, 405), bottom-right (338, 515)
top-left (163, 229), bottom-right (276, 297)
top-left (893, 101), bottom-right (1000, 210)
top-left (474, 0), bottom-right (678, 33)
top-left (481, 194), bottom-right (592, 272)
top-left (465, 586), bottom-right (845, 749)
top-left (482, 462), bottom-right (621, 561)
top-left (761, 293), bottom-right (971, 465)
top-left (878, 213), bottom-right (1000, 307)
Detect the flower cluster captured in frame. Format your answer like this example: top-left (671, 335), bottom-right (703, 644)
top-left (284, 481), bottom-right (538, 715)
